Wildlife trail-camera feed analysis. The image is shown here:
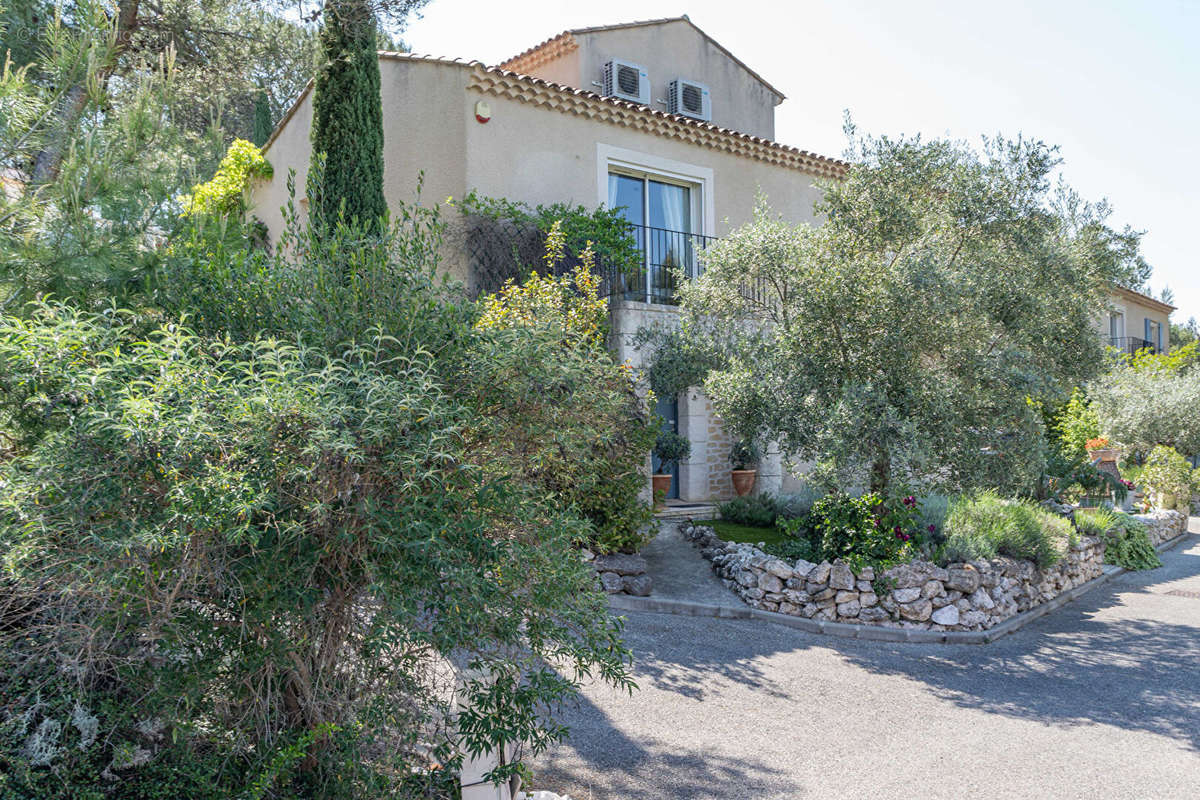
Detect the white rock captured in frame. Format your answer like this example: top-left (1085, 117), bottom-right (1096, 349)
top-left (765, 559), bottom-right (793, 579)
top-left (969, 588), bottom-right (995, 610)
top-left (792, 559), bottom-right (817, 579)
top-left (931, 605), bottom-right (960, 626)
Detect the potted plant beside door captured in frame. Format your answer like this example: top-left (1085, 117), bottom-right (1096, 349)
top-left (729, 439), bottom-right (761, 497)
top-left (652, 430), bottom-right (691, 508)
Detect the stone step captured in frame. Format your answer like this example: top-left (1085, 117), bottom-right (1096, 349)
top-left (654, 502), bottom-right (719, 520)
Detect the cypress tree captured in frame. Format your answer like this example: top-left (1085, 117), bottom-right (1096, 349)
top-left (310, 0), bottom-right (387, 233)
top-left (252, 89), bottom-right (273, 147)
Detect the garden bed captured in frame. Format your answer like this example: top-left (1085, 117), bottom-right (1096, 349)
top-left (681, 510), bottom-right (1187, 632)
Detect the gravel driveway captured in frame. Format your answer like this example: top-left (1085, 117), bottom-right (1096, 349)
top-left (532, 530), bottom-right (1200, 799)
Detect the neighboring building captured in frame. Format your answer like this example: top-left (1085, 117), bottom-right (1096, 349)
top-left (252, 15), bottom-right (845, 503)
top-left (1103, 285), bottom-right (1174, 355)
top-left (250, 16), bottom-right (1171, 503)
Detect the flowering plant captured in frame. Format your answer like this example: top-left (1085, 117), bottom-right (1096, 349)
top-left (1085, 437), bottom-right (1111, 451)
top-left (808, 492), bottom-right (927, 570)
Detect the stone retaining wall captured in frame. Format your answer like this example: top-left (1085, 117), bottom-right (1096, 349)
top-left (681, 512), bottom-right (1180, 632)
top-left (586, 552), bottom-right (653, 596)
top-left (1134, 510), bottom-right (1188, 546)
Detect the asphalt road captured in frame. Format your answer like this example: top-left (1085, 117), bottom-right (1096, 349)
top-left (532, 530), bottom-right (1200, 799)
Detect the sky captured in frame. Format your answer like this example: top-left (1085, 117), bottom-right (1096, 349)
top-left (404, 0), bottom-right (1200, 322)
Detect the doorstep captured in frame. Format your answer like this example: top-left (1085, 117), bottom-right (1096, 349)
top-left (653, 501), bottom-right (719, 520)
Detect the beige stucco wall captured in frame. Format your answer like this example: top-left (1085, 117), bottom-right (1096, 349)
top-left (518, 20), bottom-right (780, 140)
top-left (460, 84), bottom-right (820, 231)
top-left (574, 22), bottom-right (780, 140)
top-left (250, 91), bottom-right (313, 244)
top-left (251, 58), bottom-right (472, 280)
top-left (521, 47), bottom-right (580, 88)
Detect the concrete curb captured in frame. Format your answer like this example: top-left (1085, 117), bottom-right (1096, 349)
top-left (608, 531), bottom-right (1193, 645)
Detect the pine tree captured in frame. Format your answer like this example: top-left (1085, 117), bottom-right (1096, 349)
top-left (310, 0), bottom-right (387, 233)
top-left (252, 89), bottom-right (273, 147)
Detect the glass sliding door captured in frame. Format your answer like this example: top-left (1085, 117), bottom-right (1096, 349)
top-left (607, 171), bottom-right (696, 303)
top-left (647, 181), bottom-right (691, 303)
top-left (607, 173), bottom-right (646, 301)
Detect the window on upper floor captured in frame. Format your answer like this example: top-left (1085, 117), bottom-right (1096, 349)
top-left (1145, 319), bottom-right (1163, 352)
top-left (608, 169), bottom-right (704, 304)
top-left (1108, 311), bottom-right (1124, 340)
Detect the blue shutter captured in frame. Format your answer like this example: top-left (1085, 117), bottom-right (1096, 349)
top-left (1144, 318), bottom-right (1151, 347)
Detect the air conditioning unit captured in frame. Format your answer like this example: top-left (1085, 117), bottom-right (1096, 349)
top-left (602, 59), bottom-right (650, 105)
top-left (668, 79), bottom-right (712, 122)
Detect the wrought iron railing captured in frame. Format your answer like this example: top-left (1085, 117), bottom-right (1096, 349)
top-left (603, 225), bottom-right (773, 307)
top-left (606, 224), bottom-right (718, 305)
top-left (1108, 336), bottom-right (1157, 356)
top-left (463, 216), bottom-right (719, 305)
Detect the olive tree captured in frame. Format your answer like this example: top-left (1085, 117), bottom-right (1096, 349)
top-left (1090, 349), bottom-right (1200, 456)
top-left (678, 132), bottom-right (1149, 494)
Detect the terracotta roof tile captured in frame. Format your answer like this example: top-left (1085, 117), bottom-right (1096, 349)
top-left (261, 52), bottom-right (846, 180)
top-left (470, 61), bottom-right (844, 178)
top-left (1112, 284), bottom-right (1176, 313)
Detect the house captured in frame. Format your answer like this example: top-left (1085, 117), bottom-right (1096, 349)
top-left (250, 16), bottom-right (1170, 504)
top-left (252, 15), bottom-right (845, 503)
top-left (1103, 285), bottom-right (1174, 355)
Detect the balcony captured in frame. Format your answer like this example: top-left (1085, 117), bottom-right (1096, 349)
top-left (599, 224), bottom-right (718, 305)
top-left (1108, 336), bottom-right (1157, 356)
top-left (465, 218), bottom-right (720, 305)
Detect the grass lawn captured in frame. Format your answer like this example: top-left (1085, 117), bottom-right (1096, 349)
top-left (695, 519), bottom-right (788, 546)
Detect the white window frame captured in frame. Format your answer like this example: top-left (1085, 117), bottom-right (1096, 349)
top-left (595, 144), bottom-right (715, 237)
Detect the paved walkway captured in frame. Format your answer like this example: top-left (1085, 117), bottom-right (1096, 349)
top-left (533, 523), bottom-right (1200, 799)
top-left (636, 521), bottom-right (741, 608)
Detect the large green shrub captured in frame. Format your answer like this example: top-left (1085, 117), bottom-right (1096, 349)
top-left (1073, 507), bottom-right (1161, 570)
top-left (164, 179), bottom-right (656, 559)
top-left (719, 493), bottom-right (784, 528)
top-left (456, 190), bottom-right (642, 283)
top-left (941, 492), bottom-right (1074, 568)
top-left (160, 168), bottom-right (472, 357)
top-left (465, 227), bottom-right (657, 554)
top-left (797, 492), bottom-right (925, 570)
top-left (0, 303), bottom-right (633, 796)
top-left (1139, 445), bottom-right (1197, 509)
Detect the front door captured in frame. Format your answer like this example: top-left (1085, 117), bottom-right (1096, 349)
top-left (652, 394), bottom-right (680, 499)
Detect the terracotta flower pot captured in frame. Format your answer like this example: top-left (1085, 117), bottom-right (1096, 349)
top-left (731, 469), bottom-right (757, 497)
top-left (651, 473), bottom-right (673, 507)
top-left (1087, 447), bottom-right (1120, 463)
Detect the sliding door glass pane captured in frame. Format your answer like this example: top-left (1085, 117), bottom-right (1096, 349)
top-left (607, 173), bottom-right (644, 226)
top-left (648, 181), bottom-right (689, 233)
top-left (648, 181), bottom-right (691, 296)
